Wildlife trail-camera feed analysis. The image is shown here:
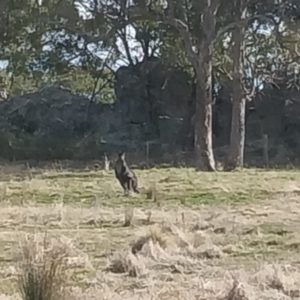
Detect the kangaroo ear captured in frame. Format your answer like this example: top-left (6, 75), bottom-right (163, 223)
top-left (118, 152), bottom-right (125, 159)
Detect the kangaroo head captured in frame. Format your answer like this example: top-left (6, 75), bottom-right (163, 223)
top-left (118, 152), bottom-right (126, 161)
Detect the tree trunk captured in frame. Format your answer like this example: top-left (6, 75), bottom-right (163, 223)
top-left (165, 0), bottom-right (219, 171)
top-left (194, 46), bottom-right (216, 171)
top-left (224, 0), bottom-right (246, 171)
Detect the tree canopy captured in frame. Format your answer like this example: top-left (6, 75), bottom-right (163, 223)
top-left (0, 0), bottom-right (298, 100)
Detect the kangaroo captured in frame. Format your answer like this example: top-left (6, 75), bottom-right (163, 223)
top-left (114, 152), bottom-right (139, 195)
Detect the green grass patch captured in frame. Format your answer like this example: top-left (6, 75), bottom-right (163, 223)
top-left (185, 189), bottom-right (272, 205)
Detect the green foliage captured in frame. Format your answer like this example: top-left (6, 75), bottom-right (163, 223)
top-left (2, 0), bottom-right (300, 163)
top-left (0, 0), bottom-right (300, 102)
top-left (61, 67), bottom-right (115, 103)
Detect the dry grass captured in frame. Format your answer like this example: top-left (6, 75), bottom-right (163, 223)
top-left (18, 234), bottom-right (69, 300)
top-left (0, 163), bottom-right (300, 299)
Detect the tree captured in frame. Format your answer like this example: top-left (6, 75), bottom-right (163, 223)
top-left (224, 0), bottom-right (247, 170)
top-left (163, 0), bottom-right (225, 171)
top-left (223, 0), bottom-right (299, 170)
top-left (45, 0), bottom-right (237, 170)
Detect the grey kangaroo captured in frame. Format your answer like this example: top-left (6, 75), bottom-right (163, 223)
top-left (114, 152), bottom-right (139, 195)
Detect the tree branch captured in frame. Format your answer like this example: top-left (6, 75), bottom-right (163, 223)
top-left (49, 6), bottom-right (159, 45)
top-left (215, 14), bottom-right (278, 43)
top-left (117, 29), bottom-right (135, 66)
top-left (209, 0), bottom-right (222, 15)
top-left (165, 0), bottom-right (198, 68)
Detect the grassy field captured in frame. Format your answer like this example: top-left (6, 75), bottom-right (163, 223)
top-left (0, 163), bottom-right (300, 299)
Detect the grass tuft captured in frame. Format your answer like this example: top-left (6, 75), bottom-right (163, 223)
top-left (131, 226), bottom-right (169, 255)
top-left (221, 280), bottom-right (249, 300)
top-left (18, 233), bottom-right (69, 300)
top-left (105, 250), bottom-right (145, 277)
